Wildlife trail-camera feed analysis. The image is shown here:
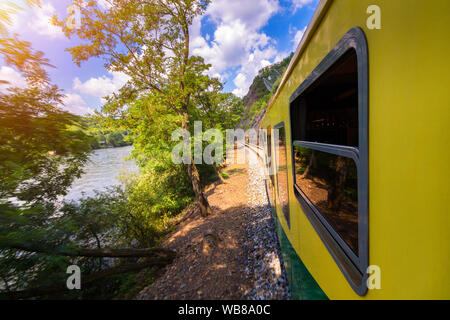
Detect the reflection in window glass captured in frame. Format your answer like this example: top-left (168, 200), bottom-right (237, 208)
top-left (267, 176), bottom-right (276, 209)
top-left (276, 127), bottom-right (289, 223)
top-left (265, 130), bottom-right (276, 207)
top-left (267, 131), bottom-right (272, 173)
top-left (294, 145), bottom-right (358, 253)
top-left (290, 49), bottom-right (359, 147)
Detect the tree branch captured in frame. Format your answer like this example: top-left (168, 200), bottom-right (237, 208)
top-left (0, 259), bottom-right (170, 300)
top-left (6, 243), bottom-right (176, 259)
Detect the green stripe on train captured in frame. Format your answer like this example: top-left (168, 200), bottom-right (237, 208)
top-left (271, 207), bottom-right (328, 300)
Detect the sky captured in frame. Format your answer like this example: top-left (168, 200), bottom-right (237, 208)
top-left (0, 0), bottom-right (319, 115)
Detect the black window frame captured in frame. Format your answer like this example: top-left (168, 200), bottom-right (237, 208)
top-left (288, 27), bottom-right (369, 296)
top-left (274, 122), bottom-right (290, 227)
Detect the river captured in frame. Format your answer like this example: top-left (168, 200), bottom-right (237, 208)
top-left (64, 145), bottom-right (139, 202)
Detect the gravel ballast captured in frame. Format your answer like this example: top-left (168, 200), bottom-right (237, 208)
top-left (243, 148), bottom-right (291, 300)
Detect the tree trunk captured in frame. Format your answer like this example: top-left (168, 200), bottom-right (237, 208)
top-left (6, 243), bottom-right (175, 259)
top-left (302, 150), bottom-right (316, 179)
top-left (327, 156), bottom-right (348, 210)
top-left (208, 118), bottom-right (225, 184)
top-left (185, 161), bottom-right (212, 217)
top-left (212, 164), bottom-right (225, 184)
top-left (181, 111), bottom-right (212, 217)
top-left (178, 22), bottom-right (212, 217)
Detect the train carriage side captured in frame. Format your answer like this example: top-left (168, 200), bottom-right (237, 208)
top-left (261, 0), bottom-right (450, 299)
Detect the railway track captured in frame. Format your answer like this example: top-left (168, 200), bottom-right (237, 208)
top-left (240, 142), bottom-right (291, 300)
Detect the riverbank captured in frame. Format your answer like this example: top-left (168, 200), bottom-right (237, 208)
top-left (91, 142), bottom-right (133, 150)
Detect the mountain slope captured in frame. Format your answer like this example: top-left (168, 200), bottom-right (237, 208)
top-left (239, 53), bottom-right (293, 129)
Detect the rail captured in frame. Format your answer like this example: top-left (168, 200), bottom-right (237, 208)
top-left (242, 143), bottom-right (267, 172)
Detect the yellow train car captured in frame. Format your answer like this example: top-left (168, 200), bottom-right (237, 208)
top-left (261, 0), bottom-right (450, 299)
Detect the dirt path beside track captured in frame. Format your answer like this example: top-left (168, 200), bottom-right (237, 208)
top-left (136, 145), bottom-right (290, 300)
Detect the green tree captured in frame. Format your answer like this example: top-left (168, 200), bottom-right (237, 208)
top-left (0, 29), bottom-right (91, 204)
top-left (0, 86), bottom-right (91, 203)
top-left (0, 4), bottom-right (174, 299)
top-left (191, 82), bottom-right (244, 181)
top-left (56, 0), bottom-right (217, 216)
top-left (106, 131), bottom-right (123, 147)
top-left (0, 5), bottom-right (90, 297)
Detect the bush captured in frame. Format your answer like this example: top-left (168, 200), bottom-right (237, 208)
top-left (118, 162), bottom-right (193, 248)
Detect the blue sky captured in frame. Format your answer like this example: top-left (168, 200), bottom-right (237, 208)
top-left (0, 0), bottom-right (319, 115)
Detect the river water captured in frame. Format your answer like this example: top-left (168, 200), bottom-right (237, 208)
top-left (64, 145), bottom-right (139, 202)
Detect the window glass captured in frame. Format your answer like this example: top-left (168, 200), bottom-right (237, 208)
top-left (290, 49), bottom-right (358, 147)
top-left (290, 49), bottom-right (361, 255)
top-left (276, 126), bottom-right (289, 222)
top-left (266, 131), bottom-right (272, 166)
top-left (265, 129), bottom-right (276, 207)
top-left (294, 145), bottom-right (358, 253)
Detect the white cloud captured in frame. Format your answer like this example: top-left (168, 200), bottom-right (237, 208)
top-left (192, 20), bottom-right (272, 73)
top-left (292, 26), bottom-right (306, 52)
top-left (190, 0), bottom-right (282, 97)
top-left (291, 0), bottom-right (316, 11)
top-left (232, 47), bottom-right (277, 97)
top-left (231, 73), bottom-right (247, 98)
top-left (27, 1), bottom-right (64, 39)
top-left (207, 0), bottom-right (279, 30)
top-left (0, 66), bottom-right (27, 92)
top-left (61, 93), bottom-right (94, 116)
top-left (73, 71), bottom-right (130, 103)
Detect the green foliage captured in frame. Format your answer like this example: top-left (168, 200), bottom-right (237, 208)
top-left (81, 116), bottom-right (133, 149)
top-left (245, 93), bottom-right (271, 129)
top-left (0, 180), bottom-right (187, 298)
top-left (0, 179), bottom-right (125, 296)
top-left (0, 0), bottom-right (250, 299)
top-left (60, 188), bottom-right (126, 247)
top-left (0, 21), bottom-right (91, 204)
top-left (55, 0), bottom-right (216, 119)
top-left (221, 172), bottom-right (230, 179)
top-left (0, 0), bottom-right (205, 300)
top-left (0, 35), bottom-right (52, 85)
top-left (191, 81), bottom-right (244, 130)
top-left (0, 87), bottom-right (91, 203)
top-left (111, 268), bottom-right (155, 300)
top-left (0, 12), bottom-right (97, 298)
top-left (119, 163), bottom-right (193, 248)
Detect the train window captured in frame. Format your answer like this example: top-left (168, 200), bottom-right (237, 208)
top-left (274, 123), bottom-right (290, 226)
top-left (266, 128), bottom-right (273, 179)
top-left (266, 127), bottom-right (276, 208)
top-left (293, 145), bottom-right (358, 253)
top-left (289, 28), bottom-right (368, 295)
top-left (291, 49), bottom-right (359, 148)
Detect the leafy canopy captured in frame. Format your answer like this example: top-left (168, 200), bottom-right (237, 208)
top-left (55, 0), bottom-right (216, 117)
